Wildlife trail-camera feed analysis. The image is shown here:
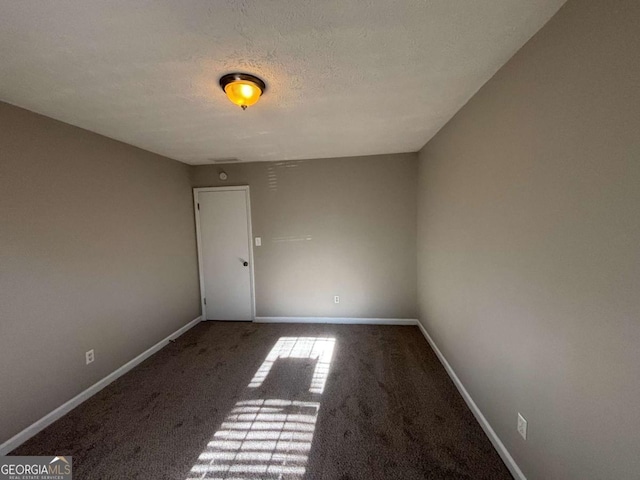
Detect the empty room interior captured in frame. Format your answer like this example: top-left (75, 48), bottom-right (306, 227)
top-left (1, 1), bottom-right (639, 479)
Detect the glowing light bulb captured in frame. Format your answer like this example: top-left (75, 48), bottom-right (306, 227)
top-left (220, 74), bottom-right (265, 110)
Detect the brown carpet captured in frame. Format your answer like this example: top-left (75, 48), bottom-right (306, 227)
top-left (11, 322), bottom-right (512, 479)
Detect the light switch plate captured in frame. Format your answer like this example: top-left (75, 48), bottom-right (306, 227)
top-left (255, 237), bottom-right (262, 247)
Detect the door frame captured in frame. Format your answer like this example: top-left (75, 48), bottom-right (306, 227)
top-left (193, 186), bottom-right (256, 321)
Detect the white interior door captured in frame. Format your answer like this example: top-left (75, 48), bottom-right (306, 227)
top-left (196, 187), bottom-right (254, 321)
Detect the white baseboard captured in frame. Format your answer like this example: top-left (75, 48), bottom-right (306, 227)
top-left (254, 316), bottom-right (419, 325)
top-left (0, 316), bottom-right (202, 455)
top-left (2, 314), bottom-right (523, 479)
top-left (414, 321), bottom-right (526, 480)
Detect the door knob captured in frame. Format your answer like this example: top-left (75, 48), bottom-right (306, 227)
top-left (243, 261), bottom-right (249, 267)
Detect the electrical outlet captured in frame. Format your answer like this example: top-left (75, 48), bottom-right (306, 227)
top-left (517, 412), bottom-right (527, 440)
top-left (86, 349), bottom-right (95, 365)
top-left (334, 295), bottom-right (340, 304)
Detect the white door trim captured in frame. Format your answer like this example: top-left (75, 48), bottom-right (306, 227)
top-left (193, 186), bottom-right (256, 321)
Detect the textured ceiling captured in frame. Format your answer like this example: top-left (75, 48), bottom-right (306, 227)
top-left (0, 0), bottom-right (565, 164)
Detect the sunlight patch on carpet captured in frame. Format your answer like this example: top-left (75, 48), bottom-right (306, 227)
top-left (187, 337), bottom-right (336, 480)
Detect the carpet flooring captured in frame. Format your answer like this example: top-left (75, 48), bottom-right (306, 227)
top-left (11, 322), bottom-right (512, 479)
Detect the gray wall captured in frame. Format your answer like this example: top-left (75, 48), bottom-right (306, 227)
top-left (0, 102), bottom-right (201, 444)
top-left (416, 1), bottom-right (640, 479)
top-left (192, 153), bottom-right (418, 319)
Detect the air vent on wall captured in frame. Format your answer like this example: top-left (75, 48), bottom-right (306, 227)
top-left (210, 158), bottom-right (240, 164)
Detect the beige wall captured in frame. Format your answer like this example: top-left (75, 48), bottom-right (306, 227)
top-left (0, 102), bottom-right (201, 444)
top-left (192, 153), bottom-right (418, 319)
top-left (0, 102), bottom-right (417, 446)
top-left (416, 1), bottom-right (640, 479)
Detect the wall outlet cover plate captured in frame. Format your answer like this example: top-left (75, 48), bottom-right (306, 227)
top-left (517, 412), bottom-right (527, 440)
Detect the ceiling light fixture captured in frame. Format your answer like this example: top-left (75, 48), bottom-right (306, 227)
top-left (219, 73), bottom-right (266, 110)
